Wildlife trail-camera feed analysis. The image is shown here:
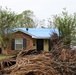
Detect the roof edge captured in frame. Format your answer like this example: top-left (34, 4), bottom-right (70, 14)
top-left (12, 29), bottom-right (36, 38)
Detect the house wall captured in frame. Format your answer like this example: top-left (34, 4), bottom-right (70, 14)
top-left (32, 39), bottom-right (49, 52)
top-left (5, 31), bottom-right (49, 55)
top-left (7, 31), bottom-right (33, 55)
top-left (44, 39), bottom-right (49, 52)
top-left (32, 39), bottom-right (36, 49)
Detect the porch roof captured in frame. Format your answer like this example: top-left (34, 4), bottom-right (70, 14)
top-left (13, 28), bottom-right (59, 39)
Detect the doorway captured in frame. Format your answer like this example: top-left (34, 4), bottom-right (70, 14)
top-left (36, 39), bottom-right (44, 51)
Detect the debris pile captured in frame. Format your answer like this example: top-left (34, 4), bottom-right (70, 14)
top-left (0, 49), bottom-right (76, 75)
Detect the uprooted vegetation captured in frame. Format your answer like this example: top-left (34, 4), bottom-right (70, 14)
top-left (0, 48), bottom-right (76, 75)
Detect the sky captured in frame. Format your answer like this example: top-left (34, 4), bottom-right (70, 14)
top-left (0, 0), bottom-right (76, 21)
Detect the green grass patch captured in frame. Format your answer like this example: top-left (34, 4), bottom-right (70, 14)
top-left (0, 55), bottom-right (13, 60)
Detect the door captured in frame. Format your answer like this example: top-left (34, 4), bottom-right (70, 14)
top-left (36, 39), bottom-right (44, 51)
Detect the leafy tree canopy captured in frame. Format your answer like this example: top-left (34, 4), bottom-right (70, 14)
top-left (16, 10), bottom-right (37, 28)
top-left (49, 8), bottom-right (76, 45)
top-left (0, 7), bottom-right (17, 49)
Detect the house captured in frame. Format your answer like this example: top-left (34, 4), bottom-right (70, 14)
top-left (4, 28), bottom-right (59, 55)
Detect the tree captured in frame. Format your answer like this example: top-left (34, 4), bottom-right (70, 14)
top-left (0, 7), bottom-right (17, 50)
top-left (49, 9), bottom-right (76, 46)
top-left (16, 10), bottom-right (37, 28)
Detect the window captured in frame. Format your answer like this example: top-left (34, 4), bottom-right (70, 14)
top-left (11, 38), bottom-right (26, 50)
top-left (15, 38), bottom-right (23, 50)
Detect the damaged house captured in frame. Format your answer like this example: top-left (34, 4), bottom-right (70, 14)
top-left (1, 28), bottom-right (59, 55)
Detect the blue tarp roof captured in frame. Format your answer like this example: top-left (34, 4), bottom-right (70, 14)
top-left (13, 28), bottom-right (59, 39)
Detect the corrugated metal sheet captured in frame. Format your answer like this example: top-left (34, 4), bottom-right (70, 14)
top-left (13, 28), bottom-right (59, 39)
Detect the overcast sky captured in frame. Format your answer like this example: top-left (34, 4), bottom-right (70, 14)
top-left (0, 0), bottom-right (76, 20)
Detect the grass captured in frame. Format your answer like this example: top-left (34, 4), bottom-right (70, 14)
top-left (0, 55), bottom-right (13, 60)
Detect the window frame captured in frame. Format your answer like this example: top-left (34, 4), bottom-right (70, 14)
top-left (15, 38), bottom-right (23, 50)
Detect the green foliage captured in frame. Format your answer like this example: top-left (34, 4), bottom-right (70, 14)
top-left (0, 7), bottom-right (38, 50)
top-left (0, 7), bottom-right (17, 49)
top-left (16, 10), bottom-right (37, 28)
top-left (51, 9), bottom-right (76, 45)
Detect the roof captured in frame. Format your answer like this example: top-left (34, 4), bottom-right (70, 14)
top-left (13, 28), bottom-right (59, 39)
